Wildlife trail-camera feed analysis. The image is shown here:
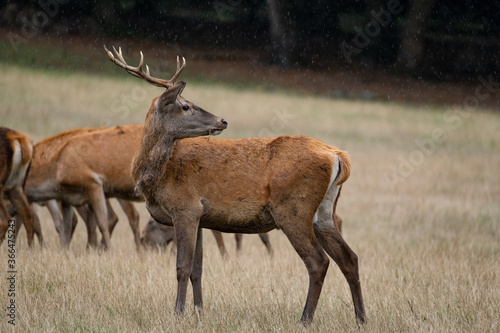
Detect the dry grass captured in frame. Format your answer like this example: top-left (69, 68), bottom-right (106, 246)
top-left (0, 64), bottom-right (499, 332)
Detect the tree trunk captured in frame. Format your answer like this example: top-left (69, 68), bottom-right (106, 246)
top-left (265, 0), bottom-right (295, 66)
top-left (396, 0), bottom-right (437, 74)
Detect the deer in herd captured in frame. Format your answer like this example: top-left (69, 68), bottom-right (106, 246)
top-left (141, 216), bottom-right (274, 256)
top-left (0, 127), bottom-right (43, 247)
top-left (25, 126), bottom-right (143, 250)
top-left (104, 46), bottom-right (365, 326)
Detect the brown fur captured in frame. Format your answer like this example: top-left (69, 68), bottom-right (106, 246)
top-left (0, 127), bottom-right (40, 247)
top-left (27, 127), bottom-right (140, 248)
top-left (25, 125), bottom-right (144, 249)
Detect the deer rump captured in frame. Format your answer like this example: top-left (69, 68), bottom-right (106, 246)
top-left (146, 135), bottom-right (348, 234)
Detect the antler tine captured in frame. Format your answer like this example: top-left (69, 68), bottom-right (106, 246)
top-left (170, 56), bottom-right (186, 84)
top-left (104, 45), bottom-right (186, 88)
top-left (106, 46), bottom-right (142, 80)
top-left (138, 51), bottom-right (144, 72)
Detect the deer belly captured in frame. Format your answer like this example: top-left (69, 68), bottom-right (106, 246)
top-left (200, 201), bottom-right (276, 233)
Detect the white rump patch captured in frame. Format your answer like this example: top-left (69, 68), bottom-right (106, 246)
top-left (314, 154), bottom-right (342, 226)
top-left (5, 139), bottom-right (30, 190)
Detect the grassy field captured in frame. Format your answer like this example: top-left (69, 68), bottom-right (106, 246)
top-left (0, 61), bottom-right (499, 332)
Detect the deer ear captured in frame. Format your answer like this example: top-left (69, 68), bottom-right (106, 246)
top-left (157, 81), bottom-right (186, 109)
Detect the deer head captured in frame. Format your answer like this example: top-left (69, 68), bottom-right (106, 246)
top-left (104, 46), bottom-right (227, 140)
top-left (150, 81), bottom-right (227, 140)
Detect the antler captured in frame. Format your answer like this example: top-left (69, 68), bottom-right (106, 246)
top-left (104, 45), bottom-right (186, 88)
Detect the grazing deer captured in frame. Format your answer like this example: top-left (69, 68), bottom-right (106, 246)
top-left (141, 217), bottom-right (227, 255)
top-left (0, 127), bottom-right (42, 247)
top-left (105, 46), bottom-right (365, 326)
top-left (25, 125), bottom-right (143, 249)
top-left (141, 217), bottom-right (272, 257)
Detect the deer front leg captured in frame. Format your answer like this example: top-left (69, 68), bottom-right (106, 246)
top-left (174, 216), bottom-right (201, 315)
top-left (191, 227), bottom-right (204, 315)
top-left (0, 195), bottom-right (10, 246)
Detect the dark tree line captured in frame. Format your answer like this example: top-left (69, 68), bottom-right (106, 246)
top-left (1, 0), bottom-right (499, 79)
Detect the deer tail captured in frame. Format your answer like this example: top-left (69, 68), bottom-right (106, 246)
top-left (334, 150), bottom-right (351, 185)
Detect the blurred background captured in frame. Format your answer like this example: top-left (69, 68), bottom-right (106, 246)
top-left (1, 0), bottom-right (499, 108)
top-left (1, 2), bottom-right (499, 331)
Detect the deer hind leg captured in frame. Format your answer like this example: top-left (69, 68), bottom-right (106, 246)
top-left (7, 186), bottom-right (35, 247)
top-left (333, 213), bottom-right (343, 235)
top-left (271, 206), bottom-right (330, 326)
top-left (60, 202), bottom-right (74, 248)
top-left (46, 200), bottom-right (64, 234)
top-left (76, 205), bottom-right (98, 248)
top-left (313, 185), bottom-right (365, 325)
top-left (235, 234), bottom-right (243, 253)
top-left (94, 199), bottom-right (119, 248)
top-left (0, 194), bottom-right (10, 245)
top-left (259, 233), bottom-right (274, 256)
top-left (211, 230), bottom-right (228, 258)
top-left (105, 199), bottom-right (119, 236)
top-left (117, 199), bottom-right (141, 250)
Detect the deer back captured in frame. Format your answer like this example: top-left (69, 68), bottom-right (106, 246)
top-left (153, 135), bottom-right (348, 233)
top-left (56, 125), bottom-right (143, 197)
top-left (29, 128), bottom-right (97, 188)
top-left (27, 125), bottom-right (144, 202)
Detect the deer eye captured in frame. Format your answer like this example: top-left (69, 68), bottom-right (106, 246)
top-left (182, 105), bottom-right (190, 111)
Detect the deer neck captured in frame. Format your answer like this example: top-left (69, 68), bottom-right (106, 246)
top-left (132, 122), bottom-right (177, 201)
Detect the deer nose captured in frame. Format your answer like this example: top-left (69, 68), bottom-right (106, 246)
top-left (221, 119), bottom-right (228, 128)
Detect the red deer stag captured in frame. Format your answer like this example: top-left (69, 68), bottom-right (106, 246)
top-left (25, 126), bottom-right (143, 249)
top-left (105, 46), bottom-right (365, 326)
top-left (0, 127), bottom-right (42, 247)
